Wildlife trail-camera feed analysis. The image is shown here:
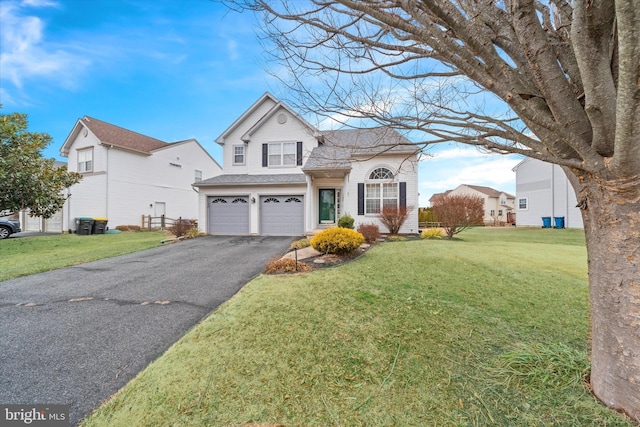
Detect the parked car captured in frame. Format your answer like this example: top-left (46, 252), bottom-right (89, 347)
top-left (0, 217), bottom-right (21, 239)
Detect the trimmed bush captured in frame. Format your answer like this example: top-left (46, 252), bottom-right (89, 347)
top-left (357, 222), bottom-right (381, 243)
top-left (421, 228), bottom-right (443, 239)
top-left (310, 227), bottom-right (365, 254)
top-left (337, 214), bottom-right (355, 229)
top-left (290, 238), bottom-right (310, 250)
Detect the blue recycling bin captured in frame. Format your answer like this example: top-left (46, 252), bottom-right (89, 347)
top-left (541, 217), bottom-right (551, 228)
top-left (554, 216), bottom-right (565, 228)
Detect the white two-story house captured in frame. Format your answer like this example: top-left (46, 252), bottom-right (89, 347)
top-left (194, 93), bottom-right (420, 236)
top-left (512, 157), bottom-right (584, 228)
top-left (60, 116), bottom-right (221, 231)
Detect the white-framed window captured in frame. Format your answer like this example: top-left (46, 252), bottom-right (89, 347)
top-left (77, 148), bottom-right (93, 172)
top-left (490, 209), bottom-right (495, 217)
top-left (365, 167), bottom-right (398, 214)
top-left (194, 170), bottom-right (202, 182)
top-left (518, 197), bottom-right (528, 210)
top-left (498, 209), bottom-right (503, 216)
top-left (500, 197), bottom-right (506, 205)
top-left (268, 141), bottom-right (296, 167)
top-left (233, 145), bottom-right (245, 165)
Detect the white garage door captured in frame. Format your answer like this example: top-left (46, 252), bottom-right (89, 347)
top-left (45, 210), bottom-right (63, 232)
top-left (208, 196), bottom-right (250, 235)
top-left (260, 195), bottom-right (304, 236)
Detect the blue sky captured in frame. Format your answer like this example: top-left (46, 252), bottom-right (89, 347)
top-left (1, 0), bottom-right (522, 206)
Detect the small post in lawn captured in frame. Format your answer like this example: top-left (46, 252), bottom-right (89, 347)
top-left (295, 247), bottom-right (298, 272)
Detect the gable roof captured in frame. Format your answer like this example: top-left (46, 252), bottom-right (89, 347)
top-left (464, 184), bottom-right (514, 199)
top-left (60, 116), bottom-right (169, 156)
top-left (304, 127), bottom-right (418, 172)
top-left (321, 127), bottom-right (417, 155)
top-left (81, 116), bottom-right (168, 154)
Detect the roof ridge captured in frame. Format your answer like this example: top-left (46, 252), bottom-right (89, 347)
top-left (82, 116), bottom-right (167, 145)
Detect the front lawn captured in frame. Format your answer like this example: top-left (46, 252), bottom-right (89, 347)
top-left (82, 227), bottom-right (632, 426)
top-left (0, 231), bottom-right (168, 282)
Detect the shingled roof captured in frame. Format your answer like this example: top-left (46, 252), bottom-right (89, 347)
top-left (304, 127), bottom-right (418, 172)
top-left (80, 116), bottom-right (168, 154)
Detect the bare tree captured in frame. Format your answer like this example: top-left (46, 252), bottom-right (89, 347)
top-left (432, 194), bottom-right (484, 239)
top-left (225, 0), bottom-right (640, 418)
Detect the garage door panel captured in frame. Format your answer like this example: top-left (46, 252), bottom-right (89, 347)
top-left (208, 196), bottom-right (250, 235)
top-left (260, 195), bottom-right (304, 236)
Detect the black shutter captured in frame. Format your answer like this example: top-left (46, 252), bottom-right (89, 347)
top-left (296, 141), bottom-right (303, 166)
top-left (399, 182), bottom-right (407, 209)
top-left (262, 144), bottom-right (268, 167)
top-left (357, 183), bottom-right (365, 215)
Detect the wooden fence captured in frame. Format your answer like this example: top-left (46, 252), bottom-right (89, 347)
top-left (141, 215), bottom-right (197, 230)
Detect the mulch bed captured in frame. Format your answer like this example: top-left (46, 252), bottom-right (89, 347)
top-left (265, 234), bottom-right (421, 274)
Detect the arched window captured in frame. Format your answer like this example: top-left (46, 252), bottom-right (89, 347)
top-left (365, 167), bottom-right (398, 214)
top-left (369, 167), bottom-right (394, 180)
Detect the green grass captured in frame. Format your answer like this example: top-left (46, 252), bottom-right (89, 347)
top-left (81, 227), bottom-right (631, 426)
top-left (0, 231), bottom-right (168, 282)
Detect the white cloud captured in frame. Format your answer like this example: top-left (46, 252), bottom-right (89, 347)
top-left (0, 0), bottom-right (90, 93)
top-left (419, 145), bottom-right (522, 205)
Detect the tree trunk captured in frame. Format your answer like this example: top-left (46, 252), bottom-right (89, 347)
top-left (576, 172), bottom-right (640, 419)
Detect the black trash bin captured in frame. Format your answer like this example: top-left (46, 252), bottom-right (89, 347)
top-left (75, 217), bottom-right (94, 235)
top-left (92, 217), bottom-right (108, 234)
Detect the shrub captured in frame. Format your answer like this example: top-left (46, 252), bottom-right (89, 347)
top-left (357, 222), bottom-right (381, 243)
top-left (264, 257), bottom-right (313, 274)
top-left (337, 214), bottom-right (355, 229)
top-left (378, 206), bottom-right (412, 234)
top-left (169, 219), bottom-right (196, 238)
top-left (185, 227), bottom-right (201, 239)
top-left (290, 238), bottom-right (310, 250)
top-left (310, 227), bottom-right (365, 254)
top-left (115, 225), bottom-right (141, 231)
top-left (421, 228), bottom-right (443, 239)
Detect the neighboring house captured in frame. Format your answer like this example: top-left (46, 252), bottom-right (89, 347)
top-left (512, 157), bottom-right (584, 228)
top-left (19, 161), bottom-right (69, 233)
top-left (431, 184), bottom-right (516, 225)
top-left (194, 92), bottom-right (420, 236)
top-left (60, 116), bottom-right (221, 231)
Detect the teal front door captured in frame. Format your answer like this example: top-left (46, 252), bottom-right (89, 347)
top-left (319, 189), bottom-right (336, 224)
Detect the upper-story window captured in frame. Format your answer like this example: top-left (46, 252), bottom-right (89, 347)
top-left (269, 141), bottom-right (296, 167)
top-left (233, 145), bottom-right (245, 165)
top-left (194, 170), bottom-right (202, 182)
top-left (77, 148), bottom-right (93, 173)
top-left (365, 167), bottom-right (397, 214)
top-left (518, 198), bottom-right (528, 210)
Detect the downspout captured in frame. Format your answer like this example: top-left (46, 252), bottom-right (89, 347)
top-left (106, 145), bottom-right (111, 220)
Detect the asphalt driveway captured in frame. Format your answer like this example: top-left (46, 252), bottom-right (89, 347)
top-left (0, 235), bottom-right (293, 426)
